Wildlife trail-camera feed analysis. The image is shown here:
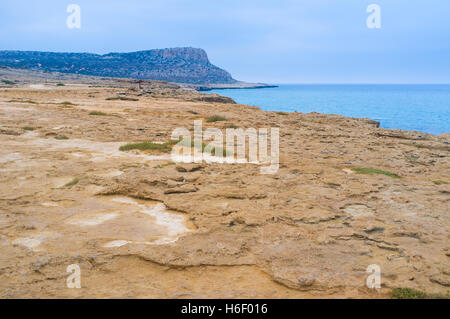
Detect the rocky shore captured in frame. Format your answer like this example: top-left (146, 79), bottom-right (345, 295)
top-left (0, 70), bottom-right (448, 298)
top-left (190, 82), bottom-right (278, 91)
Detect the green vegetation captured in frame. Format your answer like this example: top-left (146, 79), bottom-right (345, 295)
top-left (225, 123), bottom-right (239, 129)
top-left (120, 138), bottom-right (228, 157)
top-left (64, 176), bottom-right (87, 188)
top-left (8, 99), bottom-right (37, 104)
top-left (60, 101), bottom-right (75, 106)
top-left (433, 180), bottom-right (448, 185)
top-left (88, 111), bottom-right (121, 117)
top-left (206, 115), bottom-right (227, 123)
top-left (154, 162), bottom-right (176, 169)
top-left (47, 101), bottom-right (75, 107)
top-left (276, 111), bottom-right (288, 115)
top-left (2, 80), bottom-right (15, 85)
top-left (119, 141), bottom-right (173, 152)
top-left (22, 126), bottom-right (34, 131)
top-left (56, 83), bottom-right (65, 86)
top-left (167, 139), bottom-right (182, 146)
top-left (177, 138), bottom-right (226, 156)
top-left (59, 102), bottom-right (75, 108)
top-left (212, 146), bottom-right (227, 157)
top-left (54, 135), bottom-right (69, 140)
top-left (352, 167), bottom-right (400, 179)
top-left (390, 287), bottom-right (449, 299)
top-left (0, 48), bottom-right (236, 84)
top-left (106, 97), bottom-right (139, 101)
top-left (89, 111), bottom-right (109, 116)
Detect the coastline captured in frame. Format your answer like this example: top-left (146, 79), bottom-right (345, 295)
top-left (183, 82), bottom-right (278, 91)
top-left (1, 66), bottom-right (448, 136)
top-left (0, 72), bottom-right (449, 298)
top-left (208, 84), bottom-right (450, 136)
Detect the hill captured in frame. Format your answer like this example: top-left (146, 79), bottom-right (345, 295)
top-left (0, 47), bottom-right (237, 84)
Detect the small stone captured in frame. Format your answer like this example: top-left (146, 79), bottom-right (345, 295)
top-left (296, 276), bottom-right (315, 287)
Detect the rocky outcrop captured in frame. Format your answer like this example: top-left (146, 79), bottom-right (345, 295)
top-left (0, 74), bottom-right (448, 299)
top-left (0, 48), bottom-right (237, 84)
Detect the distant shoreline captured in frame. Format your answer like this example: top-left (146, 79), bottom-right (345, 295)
top-left (208, 83), bottom-right (450, 136)
top-left (199, 85), bottom-right (278, 91)
top-left (184, 82), bottom-right (278, 91)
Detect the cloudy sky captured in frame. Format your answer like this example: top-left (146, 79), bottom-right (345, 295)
top-left (1, 0), bottom-right (449, 83)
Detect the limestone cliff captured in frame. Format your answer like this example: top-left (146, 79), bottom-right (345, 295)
top-left (0, 48), bottom-right (237, 84)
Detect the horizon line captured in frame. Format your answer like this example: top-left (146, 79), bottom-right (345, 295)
top-left (252, 82), bottom-right (450, 86)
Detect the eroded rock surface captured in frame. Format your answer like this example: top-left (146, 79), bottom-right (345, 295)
top-left (0, 80), bottom-right (448, 298)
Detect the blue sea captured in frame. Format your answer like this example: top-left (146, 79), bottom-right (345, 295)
top-left (211, 85), bottom-right (450, 135)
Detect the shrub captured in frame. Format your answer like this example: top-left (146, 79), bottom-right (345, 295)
top-left (106, 97), bottom-right (139, 101)
top-left (352, 167), bottom-right (400, 179)
top-left (8, 99), bottom-right (37, 104)
top-left (2, 80), bottom-right (15, 85)
top-left (89, 111), bottom-right (108, 116)
top-left (206, 115), bottom-right (227, 123)
top-left (391, 287), bottom-right (449, 299)
top-left (119, 142), bottom-right (172, 152)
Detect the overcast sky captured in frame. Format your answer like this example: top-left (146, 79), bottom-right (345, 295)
top-left (1, 0), bottom-right (449, 83)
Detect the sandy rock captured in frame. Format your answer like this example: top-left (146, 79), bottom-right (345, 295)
top-left (0, 76), bottom-right (448, 299)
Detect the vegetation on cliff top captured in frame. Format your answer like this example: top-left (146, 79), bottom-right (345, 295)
top-left (0, 48), bottom-right (237, 84)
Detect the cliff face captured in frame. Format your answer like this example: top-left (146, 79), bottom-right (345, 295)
top-left (0, 48), bottom-right (237, 84)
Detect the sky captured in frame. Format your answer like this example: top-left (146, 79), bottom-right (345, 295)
top-left (1, 0), bottom-right (449, 84)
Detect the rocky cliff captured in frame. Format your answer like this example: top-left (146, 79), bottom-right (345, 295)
top-left (0, 48), bottom-right (237, 84)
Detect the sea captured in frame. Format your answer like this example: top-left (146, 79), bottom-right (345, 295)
top-left (211, 84), bottom-right (450, 135)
